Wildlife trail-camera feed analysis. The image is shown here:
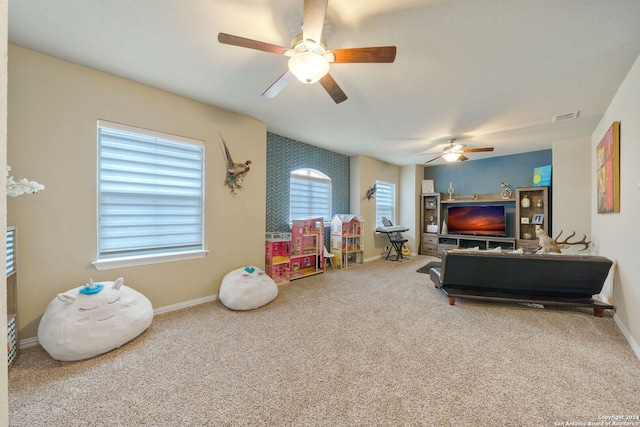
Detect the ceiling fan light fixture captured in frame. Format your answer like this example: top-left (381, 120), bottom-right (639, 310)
top-left (443, 152), bottom-right (461, 162)
top-left (288, 51), bottom-right (330, 84)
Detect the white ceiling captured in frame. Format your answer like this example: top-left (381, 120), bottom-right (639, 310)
top-left (8, 0), bottom-right (640, 166)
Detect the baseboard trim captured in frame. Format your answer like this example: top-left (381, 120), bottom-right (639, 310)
top-left (613, 313), bottom-right (640, 362)
top-left (152, 294), bottom-right (218, 315)
top-left (19, 294), bottom-right (220, 349)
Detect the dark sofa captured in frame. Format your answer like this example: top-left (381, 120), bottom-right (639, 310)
top-left (429, 250), bottom-right (615, 317)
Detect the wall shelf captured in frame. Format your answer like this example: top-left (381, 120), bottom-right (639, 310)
top-left (440, 193), bottom-right (515, 204)
top-left (419, 192), bottom-right (441, 256)
top-left (515, 186), bottom-right (550, 251)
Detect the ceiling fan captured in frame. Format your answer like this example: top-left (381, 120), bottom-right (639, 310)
top-left (217, 0), bottom-right (396, 104)
top-left (423, 138), bottom-right (495, 164)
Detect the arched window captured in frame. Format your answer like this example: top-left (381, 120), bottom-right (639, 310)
top-left (290, 168), bottom-right (332, 223)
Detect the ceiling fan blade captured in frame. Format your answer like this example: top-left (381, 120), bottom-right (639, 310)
top-left (462, 147), bottom-right (494, 153)
top-left (459, 155), bottom-right (469, 161)
top-left (424, 155), bottom-right (443, 164)
top-left (319, 73), bottom-right (348, 104)
top-left (262, 70), bottom-right (295, 98)
top-left (218, 33), bottom-right (291, 56)
top-left (329, 46), bottom-right (397, 63)
top-left (303, 0), bottom-right (328, 45)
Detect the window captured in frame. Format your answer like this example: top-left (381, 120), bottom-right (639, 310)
top-left (290, 168), bottom-right (332, 223)
top-left (94, 120), bottom-right (206, 270)
top-left (375, 180), bottom-right (396, 227)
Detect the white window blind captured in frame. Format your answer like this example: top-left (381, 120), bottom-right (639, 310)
top-left (375, 180), bottom-right (396, 227)
top-left (290, 168), bottom-right (332, 223)
top-left (97, 121), bottom-right (205, 261)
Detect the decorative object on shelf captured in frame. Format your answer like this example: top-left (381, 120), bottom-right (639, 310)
top-left (422, 179), bottom-right (434, 193)
top-left (520, 217), bottom-right (530, 224)
top-left (363, 184), bottom-right (377, 200)
top-left (472, 194), bottom-right (479, 200)
top-left (219, 265), bottom-right (278, 311)
top-left (37, 277), bottom-right (153, 361)
top-left (535, 228), bottom-right (561, 254)
top-left (218, 133), bottom-right (251, 194)
top-left (425, 198), bottom-right (436, 209)
top-left (520, 195), bottom-right (530, 208)
top-left (6, 166), bottom-right (45, 197)
top-left (442, 220), bottom-right (448, 235)
top-left (500, 182), bottom-right (512, 199)
top-left (523, 232), bottom-right (533, 240)
top-left (447, 182), bottom-right (454, 200)
top-left (531, 213), bottom-right (544, 224)
top-left (536, 199), bottom-right (543, 208)
top-left (533, 165), bottom-right (552, 187)
top-left (596, 121), bottom-right (620, 214)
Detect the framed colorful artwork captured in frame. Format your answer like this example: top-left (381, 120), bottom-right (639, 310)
top-left (533, 165), bottom-right (551, 187)
top-left (596, 121), bottom-right (620, 214)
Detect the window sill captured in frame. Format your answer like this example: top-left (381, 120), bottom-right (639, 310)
top-left (92, 250), bottom-right (209, 271)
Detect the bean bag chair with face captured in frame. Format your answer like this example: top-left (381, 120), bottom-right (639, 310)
top-left (219, 266), bottom-right (278, 311)
top-left (37, 278), bottom-right (154, 361)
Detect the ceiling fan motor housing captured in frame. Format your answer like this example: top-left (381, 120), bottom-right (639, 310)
top-left (288, 33), bottom-right (331, 84)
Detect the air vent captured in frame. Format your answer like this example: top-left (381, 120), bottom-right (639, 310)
top-left (552, 111), bottom-right (579, 123)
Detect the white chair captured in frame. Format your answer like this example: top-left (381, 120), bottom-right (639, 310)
top-left (324, 246), bottom-right (336, 269)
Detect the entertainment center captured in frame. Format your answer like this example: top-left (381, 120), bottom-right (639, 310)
top-left (420, 187), bottom-right (550, 255)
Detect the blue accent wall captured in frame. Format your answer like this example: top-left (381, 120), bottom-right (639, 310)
top-left (424, 150), bottom-right (552, 238)
top-left (266, 133), bottom-right (350, 234)
top-left (424, 150), bottom-right (552, 194)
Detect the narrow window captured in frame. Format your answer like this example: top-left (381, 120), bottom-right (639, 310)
top-left (375, 180), bottom-right (396, 227)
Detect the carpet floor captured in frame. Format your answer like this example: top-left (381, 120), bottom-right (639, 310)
top-left (8, 256), bottom-right (640, 426)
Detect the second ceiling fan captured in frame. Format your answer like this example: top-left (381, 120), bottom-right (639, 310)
top-left (423, 138), bottom-right (495, 164)
top-left (217, 0), bottom-right (396, 104)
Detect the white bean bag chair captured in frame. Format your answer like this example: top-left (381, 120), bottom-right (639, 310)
top-left (38, 278), bottom-right (153, 361)
top-left (219, 266), bottom-right (278, 310)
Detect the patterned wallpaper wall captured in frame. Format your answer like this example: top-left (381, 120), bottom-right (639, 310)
top-left (266, 132), bottom-right (350, 234)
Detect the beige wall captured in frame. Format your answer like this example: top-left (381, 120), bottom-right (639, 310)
top-left (8, 45), bottom-right (267, 341)
top-left (552, 137), bottom-right (591, 248)
top-left (591, 53), bottom-right (640, 358)
top-left (399, 165), bottom-right (423, 255)
top-left (350, 155), bottom-right (401, 260)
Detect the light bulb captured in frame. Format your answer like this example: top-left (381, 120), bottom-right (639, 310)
top-left (443, 152), bottom-right (461, 162)
top-left (288, 52), bottom-right (330, 84)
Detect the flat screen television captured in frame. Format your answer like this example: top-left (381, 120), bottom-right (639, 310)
top-left (446, 205), bottom-right (507, 237)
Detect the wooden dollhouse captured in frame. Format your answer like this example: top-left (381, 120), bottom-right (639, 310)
top-left (289, 217), bottom-right (324, 279)
top-left (330, 214), bottom-right (364, 269)
top-left (265, 217), bottom-right (325, 284)
top-left (265, 232), bottom-right (291, 285)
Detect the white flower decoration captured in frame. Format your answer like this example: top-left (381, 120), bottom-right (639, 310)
top-left (7, 166), bottom-right (45, 197)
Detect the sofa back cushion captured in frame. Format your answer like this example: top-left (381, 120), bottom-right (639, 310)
top-left (440, 251), bottom-right (613, 298)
